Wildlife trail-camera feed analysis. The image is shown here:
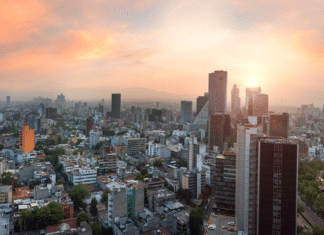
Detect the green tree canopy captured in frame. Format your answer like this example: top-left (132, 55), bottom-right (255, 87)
top-left (90, 221), bottom-right (102, 235)
top-left (76, 212), bottom-right (90, 226)
top-left (56, 180), bottom-right (65, 186)
top-left (297, 202), bottom-right (305, 214)
top-left (0, 172), bottom-right (14, 185)
top-left (90, 198), bottom-right (98, 217)
top-left (0, 144), bottom-right (4, 151)
top-left (70, 184), bottom-right (90, 210)
top-left (189, 206), bottom-right (203, 234)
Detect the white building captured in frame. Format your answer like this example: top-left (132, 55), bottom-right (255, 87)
top-left (89, 130), bottom-right (100, 148)
top-left (72, 168), bottom-right (97, 185)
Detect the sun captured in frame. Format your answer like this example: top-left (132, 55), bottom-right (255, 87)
top-left (248, 77), bottom-right (258, 87)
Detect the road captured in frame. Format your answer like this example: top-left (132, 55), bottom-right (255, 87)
top-left (297, 214), bottom-right (311, 232)
top-left (203, 196), bottom-right (214, 221)
top-left (298, 196), bottom-right (324, 227)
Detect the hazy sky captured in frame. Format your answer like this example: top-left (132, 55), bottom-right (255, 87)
top-left (1, 0), bottom-right (324, 106)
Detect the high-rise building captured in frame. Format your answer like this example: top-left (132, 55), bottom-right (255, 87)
top-left (6, 96), bottom-right (10, 106)
top-left (86, 116), bottom-right (93, 138)
top-left (252, 94), bottom-right (268, 117)
top-left (180, 101), bottom-right (192, 124)
top-left (188, 137), bottom-right (199, 171)
top-left (246, 87), bottom-right (261, 116)
top-left (208, 113), bottom-right (231, 151)
top-left (215, 151), bottom-right (236, 215)
top-left (208, 71), bottom-right (227, 115)
top-left (257, 138), bottom-right (298, 235)
top-left (112, 93), bottom-right (121, 119)
top-left (99, 104), bottom-right (104, 114)
top-left (19, 125), bottom-right (35, 153)
top-left (89, 130), bottom-right (100, 148)
top-left (236, 120), bottom-right (263, 234)
top-left (125, 138), bottom-right (146, 156)
top-left (231, 84), bottom-right (240, 118)
top-left (45, 107), bottom-right (57, 119)
top-left (182, 170), bottom-right (206, 199)
top-left (269, 113), bottom-right (289, 138)
top-left (196, 94), bottom-right (208, 116)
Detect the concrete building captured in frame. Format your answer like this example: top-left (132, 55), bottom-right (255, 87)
top-left (188, 137), bottom-right (199, 171)
top-left (196, 94), bottom-right (208, 117)
top-left (252, 94), bottom-right (268, 117)
top-left (72, 168), bottom-right (97, 185)
top-left (18, 164), bottom-right (34, 185)
top-left (147, 188), bottom-right (175, 212)
top-left (231, 84), bottom-right (241, 118)
top-left (257, 138), bottom-right (298, 235)
top-left (246, 87), bottom-right (261, 116)
top-left (182, 170), bottom-right (206, 199)
top-left (215, 151), bottom-right (236, 215)
top-left (112, 93), bottom-right (121, 119)
top-left (114, 144), bottom-right (127, 155)
top-left (269, 113), bottom-right (289, 138)
top-left (19, 125), bottom-right (35, 153)
top-left (125, 138), bottom-right (146, 156)
top-left (208, 70), bottom-right (227, 115)
top-left (235, 120), bottom-right (263, 234)
top-left (114, 215), bottom-right (140, 235)
top-left (6, 96), bottom-right (10, 106)
top-left (208, 114), bottom-right (230, 152)
top-left (0, 185), bottom-right (12, 204)
top-left (86, 116), bottom-right (93, 138)
top-left (180, 101), bottom-right (193, 124)
top-left (34, 185), bottom-right (50, 199)
top-left (89, 130), bottom-right (100, 148)
top-left (138, 177), bottom-right (165, 189)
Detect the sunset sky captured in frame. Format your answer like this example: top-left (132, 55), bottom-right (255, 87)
top-left (1, 0), bottom-right (324, 106)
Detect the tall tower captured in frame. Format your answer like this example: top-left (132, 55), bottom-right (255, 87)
top-left (208, 113), bottom-right (231, 152)
top-left (208, 71), bottom-right (227, 115)
top-left (19, 126), bottom-right (35, 153)
top-left (269, 113), bottom-right (289, 138)
top-left (180, 101), bottom-right (192, 124)
top-left (257, 138), bottom-right (298, 235)
top-left (86, 116), bottom-right (93, 138)
top-left (112, 94), bottom-right (121, 119)
top-left (6, 96), bottom-right (10, 106)
top-left (246, 87), bottom-right (261, 116)
top-left (196, 94), bottom-right (208, 116)
top-left (236, 121), bottom-right (263, 234)
top-left (252, 93), bottom-right (268, 117)
top-left (231, 84), bottom-right (240, 118)
top-left (188, 137), bottom-right (199, 171)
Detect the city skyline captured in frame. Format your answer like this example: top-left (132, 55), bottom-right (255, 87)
top-left (1, 0), bottom-right (324, 106)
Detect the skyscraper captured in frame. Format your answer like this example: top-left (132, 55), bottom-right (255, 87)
top-left (180, 101), bottom-right (192, 124)
top-left (208, 113), bottom-right (230, 152)
top-left (188, 137), bottom-right (199, 171)
top-left (246, 87), bottom-right (261, 116)
top-left (196, 94), bottom-right (208, 116)
top-left (252, 93), bottom-right (268, 117)
top-left (86, 116), bottom-right (93, 138)
top-left (236, 120), bottom-right (263, 234)
top-left (257, 138), bottom-right (298, 235)
top-left (19, 125), bottom-right (35, 153)
top-left (6, 96), bottom-right (10, 106)
top-left (231, 84), bottom-right (240, 118)
top-left (208, 71), bottom-right (227, 115)
top-left (269, 113), bottom-right (289, 138)
top-left (112, 93), bottom-right (121, 119)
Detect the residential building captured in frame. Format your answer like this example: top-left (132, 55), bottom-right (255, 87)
top-left (182, 170), bottom-right (206, 199)
top-left (125, 138), bottom-right (146, 156)
top-left (72, 168), bottom-right (97, 185)
top-left (19, 125), bottom-right (35, 153)
top-left (86, 116), bottom-right (93, 138)
top-left (89, 130), bottom-right (100, 148)
top-left (269, 113), bottom-right (289, 138)
top-left (0, 185), bottom-right (12, 204)
top-left (214, 151), bottom-right (236, 215)
top-left (112, 93), bottom-right (121, 119)
top-left (257, 138), bottom-right (298, 235)
top-left (147, 188), bottom-right (175, 212)
top-left (180, 101), bottom-right (193, 124)
top-left (138, 177), bottom-right (165, 190)
top-left (188, 137), bottom-right (199, 171)
top-left (236, 120), bottom-right (263, 234)
top-left (114, 144), bottom-right (127, 155)
top-left (208, 70), bottom-right (227, 115)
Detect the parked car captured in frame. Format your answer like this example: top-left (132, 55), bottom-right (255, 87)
top-left (211, 213), bottom-right (217, 217)
top-left (222, 226), bottom-right (228, 229)
top-left (208, 225), bottom-right (216, 230)
top-left (228, 228), bottom-right (235, 232)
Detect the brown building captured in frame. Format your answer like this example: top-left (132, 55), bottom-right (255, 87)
top-left (113, 144), bottom-right (127, 155)
top-left (86, 117), bottom-right (93, 138)
top-left (19, 125), bottom-right (34, 153)
top-left (208, 114), bottom-right (230, 152)
top-left (139, 177), bottom-right (165, 190)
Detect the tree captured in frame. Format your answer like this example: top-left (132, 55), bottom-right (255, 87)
top-left (135, 173), bottom-right (144, 181)
top-left (76, 212), bottom-right (90, 226)
top-left (62, 172), bottom-right (68, 181)
top-left (90, 221), bottom-right (102, 235)
top-left (182, 189), bottom-right (193, 204)
top-left (189, 206), bottom-right (203, 235)
top-left (0, 144), bottom-right (4, 151)
top-left (140, 133), bottom-right (145, 138)
top-left (297, 202), bottom-right (305, 214)
top-left (0, 172), bottom-right (14, 185)
top-left (14, 220), bottom-right (20, 233)
top-left (46, 202), bottom-right (64, 225)
top-left (70, 184), bottom-right (90, 210)
top-left (55, 164), bottom-right (63, 174)
top-left (101, 191), bottom-right (109, 204)
top-left (153, 159), bottom-right (163, 167)
top-left (56, 180), bottom-right (65, 186)
top-left (312, 224), bottom-right (324, 234)
top-left (57, 136), bottom-right (62, 144)
top-left (90, 198), bottom-right (98, 217)
top-left (304, 185), bottom-right (318, 205)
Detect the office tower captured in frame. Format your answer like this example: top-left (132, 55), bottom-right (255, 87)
top-left (112, 93), bottom-right (121, 119)
top-left (180, 101), bottom-right (192, 124)
top-left (257, 138), bottom-right (298, 235)
top-left (89, 130), bottom-right (100, 148)
top-left (99, 104), bottom-right (104, 114)
top-left (86, 116), bottom-right (93, 138)
top-left (188, 137), bottom-right (199, 171)
top-left (215, 151), bottom-right (236, 215)
top-left (208, 71), bottom-right (227, 115)
top-left (252, 94), bottom-right (268, 117)
top-left (19, 125), bottom-right (35, 153)
top-left (196, 94), bottom-right (208, 116)
top-left (269, 113), bottom-right (289, 138)
top-left (208, 113), bottom-right (231, 151)
top-left (231, 84), bottom-right (241, 118)
top-left (125, 138), bottom-right (146, 156)
top-left (236, 121), bottom-right (263, 234)
top-left (246, 87), bottom-right (261, 116)
top-left (45, 107), bottom-right (57, 119)
top-left (6, 96), bottom-right (10, 106)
